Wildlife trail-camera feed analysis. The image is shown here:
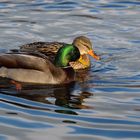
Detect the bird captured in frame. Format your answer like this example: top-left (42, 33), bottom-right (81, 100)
top-left (0, 44), bottom-right (81, 89)
top-left (17, 36), bottom-right (100, 70)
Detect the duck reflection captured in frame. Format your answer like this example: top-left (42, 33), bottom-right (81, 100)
top-left (0, 70), bottom-right (93, 115)
top-left (18, 82), bottom-right (92, 110)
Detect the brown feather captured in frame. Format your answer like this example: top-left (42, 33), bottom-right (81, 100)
top-left (19, 42), bottom-right (65, 62)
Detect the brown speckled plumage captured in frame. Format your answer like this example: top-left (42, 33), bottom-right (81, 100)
top-left (19, 42), bottom-right (65, 62)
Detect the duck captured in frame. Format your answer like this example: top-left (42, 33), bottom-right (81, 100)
top-left (17, 36), bottom-right (100, 70)
top-left (0, 44), bottom-right (81, 88)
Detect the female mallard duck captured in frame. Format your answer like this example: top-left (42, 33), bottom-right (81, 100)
top-left (18, 36), bottom-right (100, 70)
top-left (0, 44), bottom-right (80, 85)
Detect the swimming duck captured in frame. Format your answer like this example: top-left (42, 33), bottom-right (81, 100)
top-left (0, 44), bottom-right (80, 86)
top-left (18, 36), bottom-right (100, 70)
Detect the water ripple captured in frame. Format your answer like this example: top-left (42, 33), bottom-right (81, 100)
top-left (0, 0), bottom-right (140, 140)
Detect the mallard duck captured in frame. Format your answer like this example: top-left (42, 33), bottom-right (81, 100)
top-left (0, 44), bottom-right (80, 85)
top-left (18, 36), bottom-right (100, 70)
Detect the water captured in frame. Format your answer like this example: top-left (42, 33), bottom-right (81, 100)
top-left (0, 0), bottom-right (140, 140)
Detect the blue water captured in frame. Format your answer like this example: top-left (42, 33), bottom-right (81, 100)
top-left (0, 0), bottom-right (140, 140)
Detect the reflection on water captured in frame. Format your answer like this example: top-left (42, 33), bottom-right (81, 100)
top-left (0, 79), bottom-right (93, 112)
top-left (0, 0), bottom-right (140, 140)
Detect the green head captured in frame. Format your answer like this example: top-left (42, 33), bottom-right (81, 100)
top-left (54, 44), bottom-right (80, 67)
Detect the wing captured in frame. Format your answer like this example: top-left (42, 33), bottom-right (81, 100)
top-left (0, 53), bottom-right (52, 72)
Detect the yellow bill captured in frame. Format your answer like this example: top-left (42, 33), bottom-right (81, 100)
top-left (88, 50), bottom-right (100, 60)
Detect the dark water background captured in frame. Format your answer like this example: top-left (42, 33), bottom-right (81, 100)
top-left (0, 0), bottom-right (140, 140)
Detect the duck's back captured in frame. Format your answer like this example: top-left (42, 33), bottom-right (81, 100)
top-left (19, 42), bottom-right (65, 62)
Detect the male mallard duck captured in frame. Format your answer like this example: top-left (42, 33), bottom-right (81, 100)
top-left (18, 36), bottom-right (100, 70)
top-left (0, 44), bottom-right (80, 85)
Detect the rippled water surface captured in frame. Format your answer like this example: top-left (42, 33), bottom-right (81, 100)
top-left (0, 0), bottom-right (140, 140)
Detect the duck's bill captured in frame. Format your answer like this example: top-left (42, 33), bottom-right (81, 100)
top-left (88, 50), bottom-right (100, 60)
